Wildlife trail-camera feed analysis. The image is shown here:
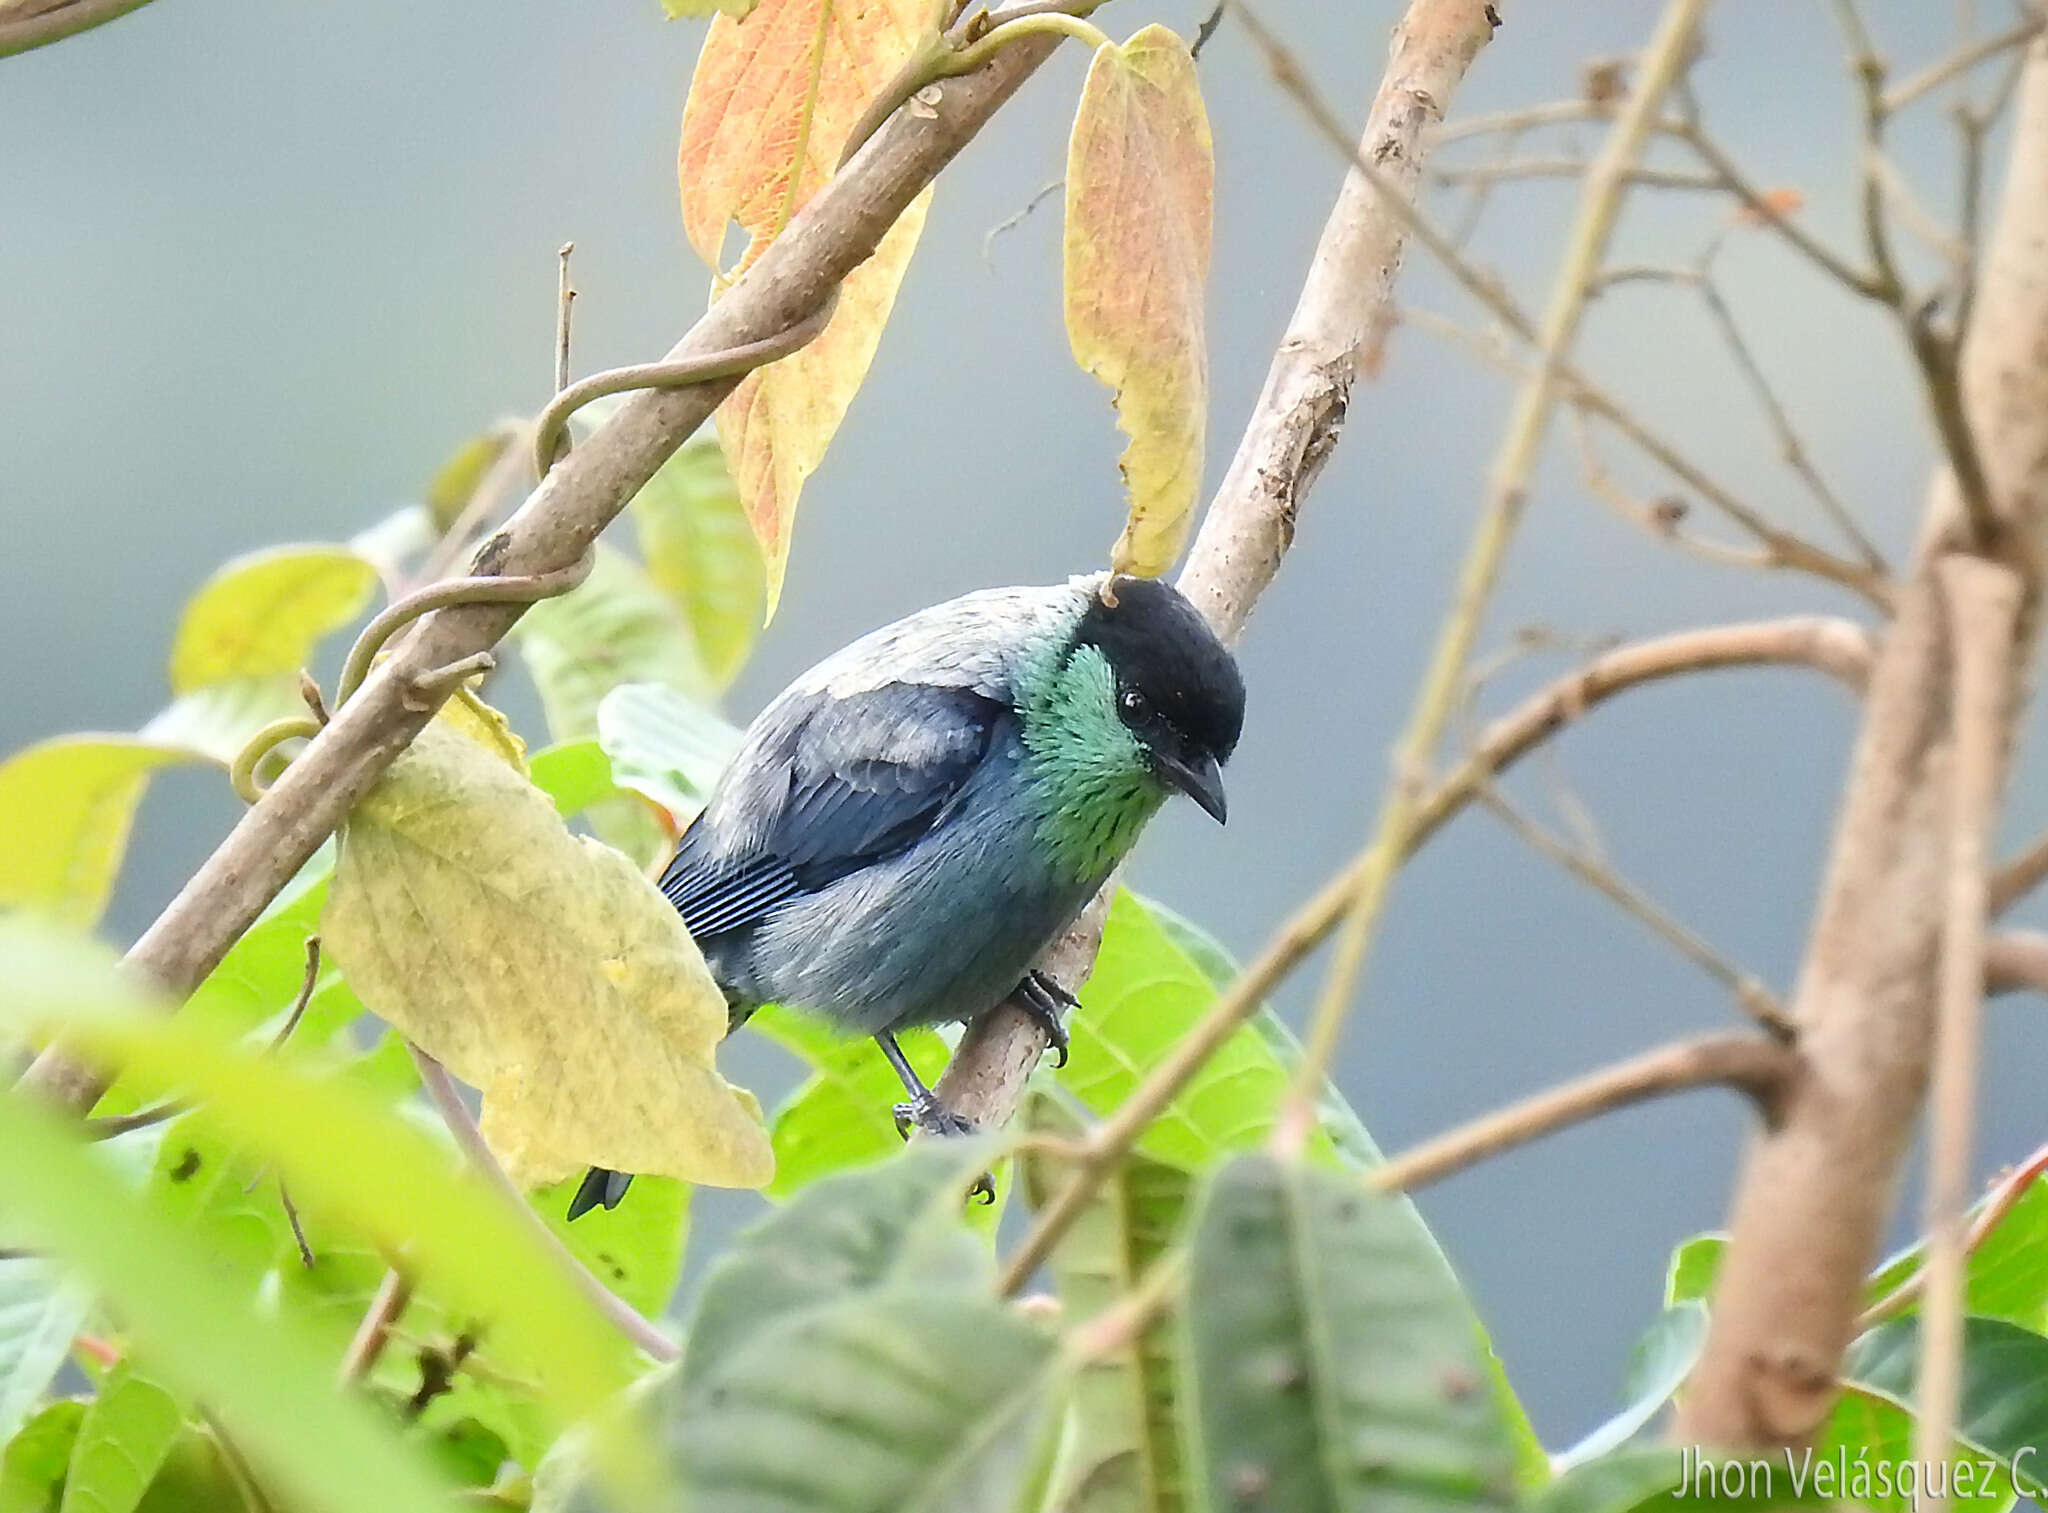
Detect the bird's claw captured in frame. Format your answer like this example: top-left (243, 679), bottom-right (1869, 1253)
top-left (892, 1091), bottom-right (979, 1141)
top-left (1016, 972), bottom-right (1076, 1068)
top-left (892, 1093), bottom-right (996, 1201)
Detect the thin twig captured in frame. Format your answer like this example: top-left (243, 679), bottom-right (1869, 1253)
top-left (1432, 157), bottom-right (1720, 190)
top-left (82, 936), bottom-right (323, 1140)
top-left (1912, 554), bottom-right (2022, 1509)
top-left (340, 1269), bottom-right (414, 1383)
top-left (555, 242), bottom-right (576, 397)
top-left (980, 176), bottom-right (1063, 270)
top-left (1284, 0), bottom-right (1712, 1129)
top-left (1476, 785), bottom-right (1794, 1038)
top-left (1371, 1034), bottom-right (1796, 1194)
top-left (1885, 11), bottom-right (2048, 112)
top-left (407, 1046), bottom-right (681, 1362)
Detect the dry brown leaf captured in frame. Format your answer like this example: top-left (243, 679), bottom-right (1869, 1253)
top-left (676, 0), bottom-right (935, 613)
top-left (1063, 24), bottom-right (1214, 579)
top-left (322, 722), bottom-right (772, 1191)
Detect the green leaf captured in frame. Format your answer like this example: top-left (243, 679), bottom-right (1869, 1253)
top-left (629, 433), bottom-right (766, 689)
top-left (0, 1102), bottom-right (457, 1513)
top-left (752, 1012), bottom-right (950, 1199)
top-left (1182, 1153), bottom-right (1518, 1513)
top-left (528, 740), bottom-right (625, 819)
top-left (1555, 1305), bottom-right (1706, 1470)
top-left (671, 1291), bottom-right (1058, 1512)
top-left (682, 1140), bottom-right (996, 1388)
top-left (1062, 891), bottom-right (1313, 1168)
top-left (1119, 892), bottom-right (1546, 1490)
top-left (524, 1175), bottom-right (689, 1320)
top-left (322, 722), bottom-right (772, 1190)
top-left (593, 683), bottom-right (742, 825)
top-left (514, 546), bottom-right (711, 742)
top-left (1814, 1384), bottom-right (2012, 1512)
top-left (1865, 1177), bottom-right (2048, 1328)
top-left (0, 918), bottom-right (657, 1452)
top-left (1021, 1094), bottom-right (1191, 1513)
top-left (166, 545), bottom-right (375, 693)
top-left (128, 1427), bottom-right (258, 1513)
top-left (0, 738), bottom-right (193, 929)
top-left (1663, 1234), bottom-right (1724, 1307)
top-left (0, 1259), bottom-right (90, 1446)
top-left (58, 1364), bottom-right (183, 1513)
top-left (1847, 1314), bottom-right (2048, 1494)
top-left (0, 1400), bottom-right (86, 1513)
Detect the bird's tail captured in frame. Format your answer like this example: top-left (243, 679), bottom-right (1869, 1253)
top-left (564, 996), bottom-right (752, 1221)
top-left (566, 1166), bottom-right (633, 1221)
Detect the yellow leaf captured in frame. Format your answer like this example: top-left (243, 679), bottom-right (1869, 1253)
top-left (321, 723), bottom-right (773, 1191)
top-left (0, 737), bottom-right (192, 927)
top-left (1063, 25), bottom-right (1214, 579)
top-left (715, 192), bottom-right (929, 614)
top-left (168, 546), bottom-right (377, 693)
top-left (630, 432), bottom-right (766, 689)
top-left (677, 0), bottom-right (935, 611)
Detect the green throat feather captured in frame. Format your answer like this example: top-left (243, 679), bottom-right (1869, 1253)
top-left (1018, 641), bottom-right (1166, 879)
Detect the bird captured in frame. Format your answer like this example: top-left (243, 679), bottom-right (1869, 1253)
top-left (567, 572), bottom-right (1244, 1220)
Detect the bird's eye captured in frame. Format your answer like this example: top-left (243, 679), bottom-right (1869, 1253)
top-left (1118, 687), bottom-right (1150, 722)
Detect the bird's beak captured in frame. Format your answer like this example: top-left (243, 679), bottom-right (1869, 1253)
top-left (1155, 749), bottom-right (1228, 824)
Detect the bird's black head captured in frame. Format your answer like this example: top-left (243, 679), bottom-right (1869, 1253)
top-left (1073, 575), bottom-right (1245, 823)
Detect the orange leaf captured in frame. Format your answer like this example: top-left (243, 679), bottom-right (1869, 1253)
top-left (677, 0), bottom-right (936, 612)
top-left (1063, 24), bottom-right (1213, 579)
top-left (715, 192), bottom-right (929, 615)
top-left (1735, 186), bottom-right (1806, 225)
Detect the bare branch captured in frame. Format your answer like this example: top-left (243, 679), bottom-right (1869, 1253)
top-left (1912, 555), bottom-right (2022, 1506)
top-left (1371, 1034), bottom-right (1796, 1194)
top-left (1431, 157), bottom-right (1720, 190)
top-left (1885, 11), bottom-right (2048, 112)
top-left (0, 0), bottom-right (151, 57)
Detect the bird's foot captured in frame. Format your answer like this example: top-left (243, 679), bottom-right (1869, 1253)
top-left (891, 1093), bottom-right (994, 1202)
top-left (1016, 971), bottom-right (1076, 1068)
top-left (892, 1091), bottom-right (979, 1141)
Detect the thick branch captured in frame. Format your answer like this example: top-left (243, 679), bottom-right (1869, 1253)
top-left (935, 0), bottom-right (1506, 1129)
top-left (1678, 37), bottom-right (2048, 1452)
top-left (18, 0), bottom-right (1081, 1115)
top-left (1372, 1034), bottom-right (1796, 1194)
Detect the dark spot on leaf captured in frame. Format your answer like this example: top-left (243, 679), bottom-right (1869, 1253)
top-left (169, 1149), bottom-right (202, 1183)
top-left (1439, 1365), bottom-right (1480, 1400)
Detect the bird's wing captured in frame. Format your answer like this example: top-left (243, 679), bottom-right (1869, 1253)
top-left (657, 681), bottom-right (1006, 937)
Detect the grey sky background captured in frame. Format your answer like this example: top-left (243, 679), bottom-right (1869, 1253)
top-left (4, 0), bottom-right (2032, 1450)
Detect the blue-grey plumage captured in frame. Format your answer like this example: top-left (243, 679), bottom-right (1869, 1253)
top-left (567, 572), bottom-right (1243, 1220)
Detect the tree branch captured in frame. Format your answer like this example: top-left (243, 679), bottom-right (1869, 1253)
top-left (1678, 34), bottom-right (2048, 1453)
top-left (16, 0), bottom-right (1090, 1116)
top-left (1912, 554), bottom-right (2021, 1507)
top-left (0, 0), bottom-right (151, 58)
top-left (936, 0), bottom-right (1508, 1131)
top-left (1371, 1033), bottom-right (1796, 1194)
